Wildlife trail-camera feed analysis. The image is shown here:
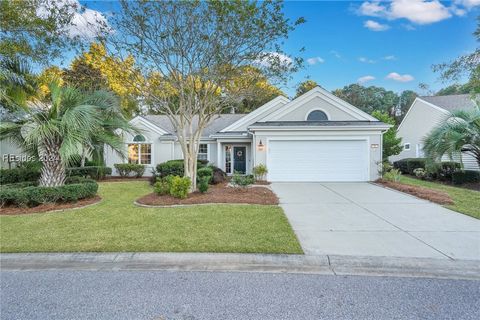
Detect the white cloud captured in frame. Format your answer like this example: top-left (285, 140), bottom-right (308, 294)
top-left (364, 20), bottom-right (390, 31)
top-left (358, 57), bottom-right (375, 64)
top-left (386, 72), bottom-right (414, 82)
top-left (357, 0), bottom-right (474, 25)
top-left (330, 50), bottom-right (342, 59)
top-left (307, 57), bottom-right (325, 65)
top-left (36, 0), bottom-right (110, 39)
top-left (357, 75), bottom-right (376, 84)
top-left (255, 52), bottom-right (293, 68)
top-left (383, 55), bottom-right (396, 60)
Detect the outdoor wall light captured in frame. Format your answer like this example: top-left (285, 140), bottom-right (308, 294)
top-left (257, 140), bottom-right (265, 151)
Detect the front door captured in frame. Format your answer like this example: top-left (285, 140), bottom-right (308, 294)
top-left (233, 146), bottom-right (246, 174)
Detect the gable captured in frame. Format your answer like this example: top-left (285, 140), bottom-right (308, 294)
top-left (397, 98), bottom-right (448, 139)
top-left (128, 116), bottom-right (168, 141)
top-left (220, 96), bottom-right (290, 132)
top-left (262, 87), bottom-right (377, 122)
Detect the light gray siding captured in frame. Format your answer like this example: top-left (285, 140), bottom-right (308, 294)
top-left (276, 96), bottom-right (358, 121)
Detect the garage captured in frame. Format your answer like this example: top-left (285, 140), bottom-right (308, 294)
top-left (267, 139), bottom-right (369, 182)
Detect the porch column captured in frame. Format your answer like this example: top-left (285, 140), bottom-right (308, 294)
top-left (217, 140), bottom-right (222, 171)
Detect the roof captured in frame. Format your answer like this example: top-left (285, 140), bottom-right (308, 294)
top-left (249, 121), bottom-right (389, 127)
top-left (419, 94), bottom-right (478, 113)
top-left (143, 114), bottom-right (246, 137)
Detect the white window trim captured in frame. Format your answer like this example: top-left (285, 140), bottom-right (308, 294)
top-left (404, 143), bottom-right (411, 151)
top-left (305, 108), bottom-right (330, 121)
top-left (198, 143), bottom-right (209, 161)
top-left (127, 141), bottom-right (154, 165)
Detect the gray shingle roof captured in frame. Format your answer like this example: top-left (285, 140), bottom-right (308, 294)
top-left (420, 94), bottom-right (478, 112)
top-left (143, 114), bottom-right (246, 137)
top-left (250, 121), bottom-right (388, 127)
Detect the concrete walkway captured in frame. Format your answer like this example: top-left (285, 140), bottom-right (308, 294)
top-left (271, 182), bottom-right (480, 260)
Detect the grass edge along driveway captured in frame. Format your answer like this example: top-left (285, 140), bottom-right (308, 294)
top-left (399, 176), bottom-right (480, 219)
top-left (0, 181), bottom-right (303, 254)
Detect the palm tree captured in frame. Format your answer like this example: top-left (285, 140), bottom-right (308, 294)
top-left (0, 82), bottom-right (134, 187)
top-left (0, 56), bottom-right (38, 111)
top-left (423, 108), bottom-right (480, 168)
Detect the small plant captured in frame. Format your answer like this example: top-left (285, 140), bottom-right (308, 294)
top-left (383, 168), bottom-right (402, 182)
top-left (231, 172), bottom-right (255, 189)
top-left (197, 166), bottom-right (213, 183)
top-left (198, 176), bottom-right (210, 193)
top-left (170, 176), bottom-right (191, 199)
top-left (153, 177), bottom-right (170, 195)
top-left (252, 164), bottom-right (268, 181)
top-left (413, 168), bottom-right (426, 179)
top-left (377, 161), bottom-right (393, 176)
top-left (114, 163), bottom-right (145, 177)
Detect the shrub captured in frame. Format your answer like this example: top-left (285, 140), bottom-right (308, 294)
top-left (64, 176), bottom-right (96, 184)
top-left (439, 162), bottom-right (461, 181)
top-left (153, 177), bottom-right (171, 195)
top-left (383, 169), bottom-right (402, 182)
top-left (452, 170), bottom-right (480, 185)
top-left (231, 172), bottom-right (255, 189)
top-left (155, 159), bottom-right (207, 178)
top-left (198, 176), bottom-right (210, 193)
top-left (197, 166), bottom-right (213, 183)
top-left (377, 161), bottom-right (393, 176)
top-left (66, 166), bottom-right (112, 180)
top-left (0, 181), bottom-right (37, 189)
top-left (0, 180), bottom-right (98, 208)
top-left (170, 176), bottom-right (191, 199)
top-left (252, 164), bottom-right (268, 181)
top-left (393, 158), bottom-right (426, 174)
top-left (0, 166), bottom-right (41, 184)
top-left (413, 168), bottom-right (426, 179)
top-left (114, 163), bottom-right (145, 177)
top-left (210, 166), bottom-right (227, 184)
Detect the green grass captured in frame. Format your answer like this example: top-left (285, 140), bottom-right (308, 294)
top-left (0, 181), bottom-right (302, 254)
top-left (399, 176), bottom-right (480, 219)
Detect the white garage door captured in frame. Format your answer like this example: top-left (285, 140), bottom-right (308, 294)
top-left (267, 140), bottom-right (369, 182)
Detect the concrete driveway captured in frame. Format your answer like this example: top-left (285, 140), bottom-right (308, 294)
top-left (271, 183), bottom-right (480, 260)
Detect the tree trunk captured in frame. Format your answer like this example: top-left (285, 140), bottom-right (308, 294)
top-left (39, 139), bottom-right (66, 187)
top-left (184, 152), bottom-right (198, 192)
top-left (80, 148), bottom-right (87, 167)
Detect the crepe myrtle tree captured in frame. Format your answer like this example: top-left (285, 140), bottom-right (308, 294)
top-left (110, 0), bottom-right (304, 191)
top-left (423, 108), bottom-right (480, 168)
top-left (0, 81), bottom-right (135, 187)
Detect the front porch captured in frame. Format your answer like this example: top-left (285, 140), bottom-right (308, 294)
top-left (214, 138), bottom-right (253, 175)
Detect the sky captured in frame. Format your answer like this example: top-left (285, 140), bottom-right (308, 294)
top-left (71, 1), bottom-right (479, 97)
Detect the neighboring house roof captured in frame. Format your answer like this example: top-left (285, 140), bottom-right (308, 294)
top-left (249, 120), bottom-right (388, 127)
top-left (419, 94), bottom-right (478, 113)
top-left (142, 114), bottom-right (246, 138)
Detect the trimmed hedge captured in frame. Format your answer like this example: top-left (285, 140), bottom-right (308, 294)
top-left (155, 159), bottom-right (207, 178)
top-left (0, 180), bottom-right (98, 208)
top-left (114, 163), bottom-right (146, 178)
top-left (393, 158), bottom-right (426, 174)
top-left (66, 166), bottom-right (112, 180)
top-left (0, 167), bottom-right (41, 184)
top-left (452, 170), bottom-right (480, 185)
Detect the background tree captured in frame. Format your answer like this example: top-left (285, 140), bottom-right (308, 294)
top-left (333, 84), bottom-right (397, 115)
top-left (295, 80), bottom-right (318, 97)
top-left (110, 0), bottom-right (303, 191)
top-left (63, 59), bottom-right (109, 92)
top-left (371, 110), bottom-right (402, 160)
top-left (396, 90), bottom-right (418, 122)
top-left (433, 17), bottom-right (479, 96)
top-left (0, 0), bottom-right (107, 65)
top-left (423, 109), bottom-right (480, 168)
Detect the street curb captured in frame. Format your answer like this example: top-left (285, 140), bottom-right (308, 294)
top-left (1, 253), bottom-right (479, 280)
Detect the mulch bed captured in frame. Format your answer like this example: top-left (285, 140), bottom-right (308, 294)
top-left (376, 180), bottom-right (454, 205)
top-left (136, 183), bottom-right (278, 206)
top-left (0, 196), bottom-right (102, 215)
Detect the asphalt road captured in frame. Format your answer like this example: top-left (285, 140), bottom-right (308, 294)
top-left (1, 271), bottom-right (479, 320)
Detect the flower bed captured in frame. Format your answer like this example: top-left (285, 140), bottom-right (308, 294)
top-left (0, 196), bottom-right (101, 215)
top-left (136, 183), bottom-right (278, 206)
top-left (376, 179), bottom-right (453, 205)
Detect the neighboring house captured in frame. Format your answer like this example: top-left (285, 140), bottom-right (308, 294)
top-left (390, 94), bottom-right (479, 171)
top-left (105, 87), bottom-right (391, 182)
top-left (0, 107), bottom-right (28, 169)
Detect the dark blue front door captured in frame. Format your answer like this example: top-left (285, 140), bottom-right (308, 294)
top-left (233, 147), bottom-right (246, 174)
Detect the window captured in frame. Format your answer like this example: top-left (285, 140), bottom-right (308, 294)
top-left (307, 110), bottom-right (328, 121)
top-left (128, 135), bottom-right (152, 164)
top-left (225, 145), bottom-right (232, 174)
top-left (404, 143), bottom-right (410, 151)
top-left (198, 144), bottom-right (208, 161)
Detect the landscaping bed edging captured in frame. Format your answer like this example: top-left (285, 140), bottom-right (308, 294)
top-left (375, 180), bottom-right (454, 205)
top-left (0, 196), bottom-right (102, 215)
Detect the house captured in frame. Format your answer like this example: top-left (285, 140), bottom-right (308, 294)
top-left (105, 87), bottom-right (391, 181)
top-left (389, 94), bottom-right (479, 171)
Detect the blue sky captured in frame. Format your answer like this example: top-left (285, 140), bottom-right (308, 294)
top-left (79, 1), bottom-right (478, 97)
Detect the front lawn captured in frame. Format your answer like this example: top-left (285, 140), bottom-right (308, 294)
top-left (399, 176), bottom-right (480, 219)
top-left (0, 181), bottom-right (302, 254)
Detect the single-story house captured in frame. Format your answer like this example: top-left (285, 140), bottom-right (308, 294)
top-left (389, 94), bottom-right (479, 171)
top-left (105, 87), bottom-right (391, 181)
